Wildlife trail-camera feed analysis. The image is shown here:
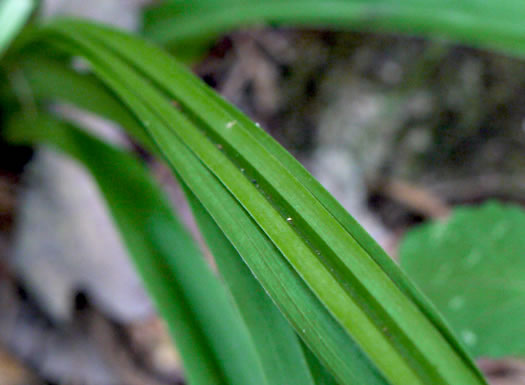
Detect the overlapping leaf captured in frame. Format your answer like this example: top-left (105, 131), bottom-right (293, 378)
top-left (15, 55), bottom-right (153, 149)
top-left (21, 20), bottom-right (487, 385)
top-left (12, 49), bottom-right (319, 385)
top-left (186, 191), bottom-right (317, 385)
top-left (5, 115), bottom-right (267, 385)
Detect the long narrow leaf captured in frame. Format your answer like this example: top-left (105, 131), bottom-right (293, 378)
top-left (186, 188), bottom-right (317, 385)
top-left (301, 341), bottom-right (340, 385)
top-left (77, 22), bottom-right (487, 384)
top-left (0, 0), bottom-right (33, 57)
top-left (173, 36), bottom-right (482, 380)
top-left (30, 20), bottom-right (488, 385)
top-left (32, 24), bottom-right (387, 384)
top-left (144, 0), bottom-right (525, 59)
top-left (14, 55), bottom-right (154, 151)
top-left (13, 48), bottom-right (321, 385)
top-left (5, 115), bottom-right (267, 385)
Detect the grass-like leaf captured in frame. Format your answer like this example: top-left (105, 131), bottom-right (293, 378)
top-left (14, 55), bottom-right (153, 150)
top-left (144, 0), bottom-right (525, 59)
top-left (0, 0), bottom-right (33, 58)
top-left (5, 115), bottom-right (268, 385)
top-left (301, 341), bottom-right (340, 385)
top-left (22, 20), bottom-right (489, 384)
top-left (11, 47), bottom-right (324, 385)
top-left (186, 190), bottom-right (318, 385)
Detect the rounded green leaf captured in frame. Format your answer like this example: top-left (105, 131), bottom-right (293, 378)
top-left (401, 202), bottom-right (525, 358)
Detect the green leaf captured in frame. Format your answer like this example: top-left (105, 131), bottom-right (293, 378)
top-left (33, 22), bottom-right (389, 384)
top-left (400, 202), bottom-right (525, 358)
top-left (51, 27), bottom-right (382, 383)
top-left (11, 46), bottom-right (323, 385)
top-left (0, 0), bottom-right (33, 58)
top-left (144, 0), bottom-right (525, 59)
top-left (186, 188), bottom-right (317, 385)
top-left (301, 341), bottom-right (340, 385)
top-left (28, 20), bottom-right (488, 385)
top-left (5, 115), bottom-right (267, 385)
top-left (14, 54), bottom-right (155, 151)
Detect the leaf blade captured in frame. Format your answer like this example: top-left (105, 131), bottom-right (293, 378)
top-left (34, 23), bottom-right (388, 385)
top-left (14, 37), bottom-right (320, 385)
top-left (186, 187), bottom-right (317, 385)
top-left (68, 21), bottom-right (484, 384)
top-left (401, 202), bottom-right (525, 358)
top-left (30, 20), bottom-right (488, 385)
top-left (5, 114), bottom-right (267, 385)
top-left (144, 0), bottom-right (525, 59)
top-left (0, 0), bottom-right (33, 57)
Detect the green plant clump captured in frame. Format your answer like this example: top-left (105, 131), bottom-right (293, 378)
top-left (1, 1), bottom-right (524, 384)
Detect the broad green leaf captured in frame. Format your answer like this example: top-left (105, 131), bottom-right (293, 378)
top-left (28, 20), bottom-right (488, 385)
top-left (5, 115), bottom-right (267, 385)
top-left (144, 0), bottom-right (525, 59)
top-left (400, 202), bottom-right (525, 358)
top-left (0, 0), bottom-right (33, 58)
